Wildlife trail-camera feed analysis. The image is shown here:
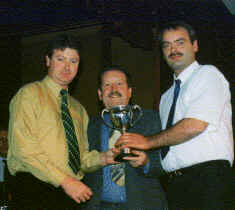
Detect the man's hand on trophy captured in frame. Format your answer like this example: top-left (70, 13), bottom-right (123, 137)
top-left (123, 150), bottom-right (149, 167)
top-left (115, 132), bottom-right (151, 150)
top-left (100, 149), bottom-right (120, 166)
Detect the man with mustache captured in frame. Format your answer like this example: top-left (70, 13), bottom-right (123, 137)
top-left (82, 66), bottom-right (168, 209)
top-left (7, 34), bottom-right (116, 209)
top-left (116, 21), bottom-right (234, 209)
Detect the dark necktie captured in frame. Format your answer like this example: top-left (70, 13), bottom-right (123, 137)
top-left (60, 89), bottom-right (80, 174)
top-left (161, 79), bottom-right (181, 159)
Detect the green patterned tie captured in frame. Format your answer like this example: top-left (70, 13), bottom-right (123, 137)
top-left (60, 89), bottom-right (80, 174)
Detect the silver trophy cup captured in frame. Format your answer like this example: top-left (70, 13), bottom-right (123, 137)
top-left (101, 104), bottom-right (143, 162)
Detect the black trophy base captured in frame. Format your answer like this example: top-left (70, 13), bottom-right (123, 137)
top-left (114, 148), bottom-right (138, 162)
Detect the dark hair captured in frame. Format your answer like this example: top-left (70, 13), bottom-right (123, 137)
top-left (45, 34), bottom-right (81, 58)
top-left (98, 65), bottom-right (132, 90)
top-left (158, 21), bottom-right (197, 45)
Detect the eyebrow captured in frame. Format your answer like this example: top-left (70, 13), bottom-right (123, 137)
top-left (174, 38), bottom-right (186, 42)
top-left (162, 38), bottom-right (186, 44)
top-left (54, 54), bottom-right (79, 59)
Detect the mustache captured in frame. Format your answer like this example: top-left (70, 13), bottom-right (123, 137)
top-left (108, 91), bottom-right (122, 97)
top-left (168, 52), bottom-right (183, 58)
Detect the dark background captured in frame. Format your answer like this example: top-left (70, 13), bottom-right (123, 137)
top-left (0, 0), bottom-right (234, 138)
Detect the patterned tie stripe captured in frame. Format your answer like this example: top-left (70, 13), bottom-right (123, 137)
top-left (161, 79), bottom-right (181, 159)
top-left (109, 129), bottom-right (125, 186)
top-left (60, 89), bottom-right (80, 174)
top-left (111, 163), bottom-right (125, 184)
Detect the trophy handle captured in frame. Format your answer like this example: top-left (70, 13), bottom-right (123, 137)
top-left (130, 104), bottom-right (143, 127)
top-left (101, 108), bottom-right (116, 130)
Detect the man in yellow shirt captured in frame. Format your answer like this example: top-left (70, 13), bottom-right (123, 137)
top-left (7, 34), bottom-right (116, 209)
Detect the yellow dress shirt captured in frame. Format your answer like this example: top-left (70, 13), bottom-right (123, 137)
top-left (7, 76), bottom-right (102, 187)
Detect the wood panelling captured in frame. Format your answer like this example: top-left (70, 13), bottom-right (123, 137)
top-left (0, 36), bottom-right (22, 129)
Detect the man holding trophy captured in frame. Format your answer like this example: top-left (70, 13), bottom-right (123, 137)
top-left (82, 66), bottom-right (167, 210)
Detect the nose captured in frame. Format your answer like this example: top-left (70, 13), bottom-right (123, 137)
top-left (170, 43), bottom-right (177, 53)
top-left (111, 84), bottom-right (118, 91)
top-left (64, 61), bottom-right (70, 71)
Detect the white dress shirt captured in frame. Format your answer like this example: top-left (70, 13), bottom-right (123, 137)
top-left (160, 61), bottom-right (234, 172)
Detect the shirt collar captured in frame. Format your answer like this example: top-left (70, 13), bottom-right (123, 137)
top-left (173, 61), bottom-right (200, 85)
top-left (43, 76), bottom-right (69, 98)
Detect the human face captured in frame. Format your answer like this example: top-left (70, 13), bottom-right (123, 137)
top-left (98, 70), bottom-right (132, 109)
top-left (46, 48), bottom-right (80, 89)
top-left (161, 27), bottom-right (198, 76)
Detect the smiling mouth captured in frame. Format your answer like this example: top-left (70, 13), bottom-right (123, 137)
top-left (108, 92), bottom-right (122, 98)
top-left (110, 95), bottom-right (121, 98)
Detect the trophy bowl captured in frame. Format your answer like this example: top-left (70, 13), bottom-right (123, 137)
top-left (101, 104), bottom-right (143, 162)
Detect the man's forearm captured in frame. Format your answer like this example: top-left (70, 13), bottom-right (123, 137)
top-left (61, 175), bottom-right (92, 203)
top-left (148, 118), bottom-right (208, 149)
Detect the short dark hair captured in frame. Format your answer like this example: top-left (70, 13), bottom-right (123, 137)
top-left (98, 65), bottom-right (132, 90)
top-left (158, 21), bottom-right (197, 45)
top-left (45, 34), bottom-right (81, 58)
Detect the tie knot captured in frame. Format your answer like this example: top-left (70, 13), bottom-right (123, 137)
top-left (175, 79), bottom-right (181, 87)
top-left (60, 89), bottom-right (68, 97)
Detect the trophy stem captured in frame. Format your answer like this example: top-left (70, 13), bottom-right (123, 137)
top-left (122, 126), bottom-right (127, 134)
top-left (101, 104), bottom-right (142, 162)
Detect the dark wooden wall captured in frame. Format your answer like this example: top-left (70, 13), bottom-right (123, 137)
top-left (0, 36), bottom-right (22, 130)
top-left (0, 22), bottom-right (234, 135)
